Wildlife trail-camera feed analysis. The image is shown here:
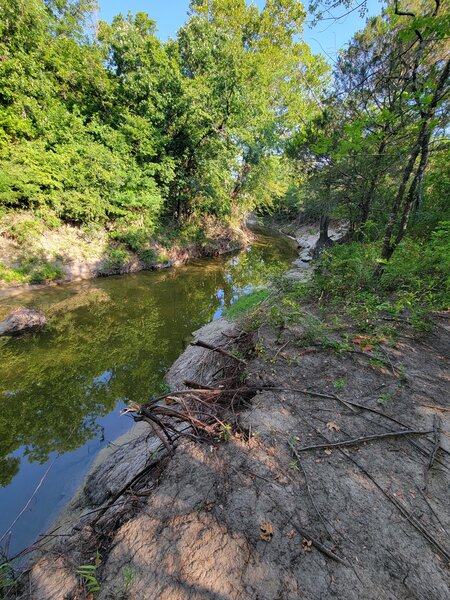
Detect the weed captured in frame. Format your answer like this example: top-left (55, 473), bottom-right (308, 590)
top-left (121, 565), bottom-right (135, 593)
top-left (268, 425), bottom-right (278, 445)
top-left (398, 364), bottom-right (408, 384)
top-left (140, 248), bottom-right (157, 265)
top-left (254, 342), bottom-right (268, 358)
top-left (157, 253), bottom-right (170, 265)
top-left (289, 460), bottom-right (299, 473)
top-left (77, 553), bottom-right (101, 596)
top-left (377, 392), bottom-right (393, 405)
top-left (0, 561), bottom-right (18, 597)
top-left (220, 422), bottom-right (233, 442)
top-left (333, 378), bottom-right (346, 391)
top-left (368, 358), bottom-right (385, 370)
top-left (29, 262), bottom-right (64, 283)
top-left (104, 248), bottom-right (129, 270)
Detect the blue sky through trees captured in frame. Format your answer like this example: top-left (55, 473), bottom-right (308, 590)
top-left (98, 0), bottom-right (382, 62)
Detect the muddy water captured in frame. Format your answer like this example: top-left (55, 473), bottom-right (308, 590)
top-left (0, 230), bottom-right (296, 557)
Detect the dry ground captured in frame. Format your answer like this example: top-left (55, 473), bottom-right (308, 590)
top-left (23, 302), bottom-right (450, 600)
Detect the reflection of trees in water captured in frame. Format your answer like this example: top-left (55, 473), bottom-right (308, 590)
top-left (0, 234), bottom-right (295, 487)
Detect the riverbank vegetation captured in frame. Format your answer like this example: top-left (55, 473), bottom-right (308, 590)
top-left (0, 0), bottom-right (449, 321)
top-left (0, 0), bottom-right (326, 283)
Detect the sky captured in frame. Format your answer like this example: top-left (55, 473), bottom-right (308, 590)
top-left (98, 0), bottom-right (383, 63)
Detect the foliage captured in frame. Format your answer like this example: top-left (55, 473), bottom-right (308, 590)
top-left (76, 554), bottom-right (101, 596)
top-left (306, 221), bottom-right (450, 323)
top-left (0, 0), bottom-right (327, 250)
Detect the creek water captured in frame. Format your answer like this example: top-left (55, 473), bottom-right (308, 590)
top-left (0, 229), bottom-right (296, 557)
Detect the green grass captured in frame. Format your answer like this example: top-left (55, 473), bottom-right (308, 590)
top-left (0, 260), bottom-right (64, 284)
top-left (224, 289), bottom-right (270, 319)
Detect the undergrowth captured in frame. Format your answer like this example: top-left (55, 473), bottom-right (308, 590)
top-left (304, 223), bottom-right (450, 327)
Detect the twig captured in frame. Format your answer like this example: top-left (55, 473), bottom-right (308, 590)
top-left (183, 380), bottom-right (214, 390)
top-left (421, 404), bottom-right (450, 413)
top-left (228, 465), bottom-right (348, 566)
top-left (289, 441), bottom-right (339, 544)
top-left (191, 339), bottom-right (247, 364)
top-left (305, 422), bottom-right (450, 564)
top-left (272, 340), bottom-right (290, 361)
top-left (342, 450), bottom-right (450, 564)
top-left (423, 415), bottom-right (441, 492)
top-left (258, 386), bottom-right (357, 413)
top-left (295, 429), bottom-right (431, 453)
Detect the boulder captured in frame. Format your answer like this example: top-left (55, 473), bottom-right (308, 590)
top-left (0, 307), bottom-right (46, 336)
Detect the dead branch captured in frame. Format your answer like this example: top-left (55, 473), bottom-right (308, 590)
top-left (288, 441), bottom-right (339, 545)
top-left (295, 429), bottom-right (432, 453)
top-left (342, 449), bottom-right (450, 564)
top-left (423, 415), bottom-right (441, 492)
top-left (191, 339), bottom-right (247, 364)
top-left (183, 379), bottom-right (214, 390)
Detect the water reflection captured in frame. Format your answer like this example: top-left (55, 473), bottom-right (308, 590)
top-left (0, 230), bottom-right (296, 554)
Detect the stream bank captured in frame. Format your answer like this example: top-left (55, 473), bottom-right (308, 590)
top-left (0, 218), bottom-right (248, 297)
top-left (10, 224), bottom-right (450, 599)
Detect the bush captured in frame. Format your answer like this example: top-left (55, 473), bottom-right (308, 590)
top-left (29, 262), bottom-right (64, 283)
top-left (306, 223), bottom-right (450, 322)
top-left (104, 248), bottom-right (129, 270)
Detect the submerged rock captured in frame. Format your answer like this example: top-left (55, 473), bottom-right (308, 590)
top-left (0, 307), bottom-right (46, 336)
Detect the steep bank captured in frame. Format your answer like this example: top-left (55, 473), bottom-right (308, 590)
top-left (16, 228), bottom-right (450, 600)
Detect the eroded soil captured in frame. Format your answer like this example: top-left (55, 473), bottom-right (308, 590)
top-left (23, 299), bottom-right (450, 600)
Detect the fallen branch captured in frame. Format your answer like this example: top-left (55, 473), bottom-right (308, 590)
top-left (183, 379), bottom-right (214, 390)
top-left (423, 415), bottom-right (441, 493)
top-left (302, 416), bottom-right (450, 564)
top-left (421, 404), bottom-right (450, 413)
top-left (289, 441), bottom-right (339, 545)
top-left (191, 339), bottom-right (247, 364)
top-left (342, 449), bottom-right (450, 564)
top-left (295, 429), bottom-right (432, 453)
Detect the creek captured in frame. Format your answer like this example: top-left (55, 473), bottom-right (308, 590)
top-left (0, 228), bottom-right (296, 557)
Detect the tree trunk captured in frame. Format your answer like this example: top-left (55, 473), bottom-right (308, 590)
top-left (357, 139), bottom-right (387, 239)
top-left (313, 215), bottom-right (333, 257)
top-left (374, 58), bottom-right (450, 276)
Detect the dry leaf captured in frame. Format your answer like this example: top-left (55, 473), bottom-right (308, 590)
top-left (326, 421), bottom-right (340, 432)
top-left (287, 529), bottom-right (296, 539)
top-left (324, 448), bottom-right (332, 455)
top-left (204, 499), bottom-right (214, 512)
top-left (361, 344), bottom-right (373, 352)
top-left (260, 522), bottom-right (274, 542)
top-left (302, 538), bottom-right (313, 552)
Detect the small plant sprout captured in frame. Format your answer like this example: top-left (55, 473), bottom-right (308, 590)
top-left (76, 563), bottom-right (101, 595)
top-left (220, 422), bottom-right (233, 442)
top-left (289, 460), bottom-right (299, 473)
top-left (269, 425), bottom-right (278, 445)
top-left (289, 434), bottom-right (300, 446)
top-left (377, 392), bottom-right (393, 405)
top-left (122, 565), bottom-right (135, 592)
top-left (333, 378), bottom-right (346, 391)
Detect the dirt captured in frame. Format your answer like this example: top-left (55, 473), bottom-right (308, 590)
top-left (19, 230), bottom-right (450, 600)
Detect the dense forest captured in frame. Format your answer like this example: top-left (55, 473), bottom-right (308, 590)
top-left (0, 0), bottom-right (448, 316)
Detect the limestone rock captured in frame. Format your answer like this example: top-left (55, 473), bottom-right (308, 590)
top-left (0, 307), bottom-right (46, 336)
